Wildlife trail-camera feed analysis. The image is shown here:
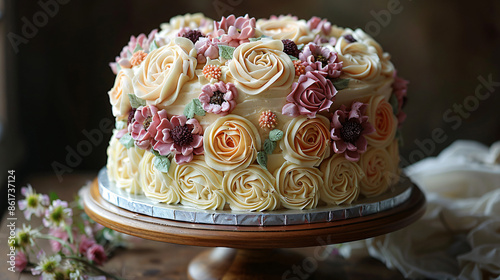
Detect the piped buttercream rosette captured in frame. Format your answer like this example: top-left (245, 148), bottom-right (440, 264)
top-left (319, 154), bottom-right (364, 205)
top-left (359, 146), bottom-right (399, 197)
top-left (365, 95), bottom-right (398, 148)
top-left (170, 157), bottom-right (226, 210)
top-left (106, 136), bottom-right (145, 194)
top-left (274, 161), bottom-right (322, 210)
top-left (108, 68), bottom-right (134, 119)
top-left (138, 151), bottom-right (180, 203)
top-left (256, 15), bottom-right (314, 44)
top-left (223, 165), bottom-right (280, 211)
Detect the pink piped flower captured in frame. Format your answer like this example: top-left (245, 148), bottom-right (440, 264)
top-left (195, 37), bottom-right (220, 63)
top-left (128, 105), bottom-right (159, 150)
top-left (86, 244), bottom-right (108, 266)
top-left (299, 43), bottom-right (342, 79)
top-left (307, 16), bottom-right (332, 35)
top-left (330, 102), bottom-right (375, 162)
top-left (152, 115), bottom-right (204, 164)
top-left (109, 29), bottom-right (159, 74)
top-left (209, 14), bottom-right (256, 47)
top-left (392, 72), bottom-right (409, 126)
top-left (282, 71), bottom-right (336, 118)
top-left (199, 81), bottom-right (238, 116)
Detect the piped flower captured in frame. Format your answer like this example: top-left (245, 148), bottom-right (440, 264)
top-left (195, 37), bottom-right (220, 63)
top-left (307, 16), bottom-right (332, 35)
top-left (199, 81), bottom-right (238, 116)
top-left (129, 50), bottom-right (147, 66)
top-left (282, 71), bottom-right (336, 118)
top-left (202, 64), bottom-right (222, 80)
top-left (18, 184), bottom-right (50, 220)
top-left (259, 110), bottom-right (278, 129)
top-left (330, 102), bottom-right (375, 162)
top-left (210, 14), bottom-right (256, 47)
top-left (109, 29), bottom-right (158, 74)
top-left (128, 105), bottom-right (159, 150)
top-left (299, 43), bottom-right (342, 79)
top-left (152, 115), bottom-right (204, 164)
top-left (178, 28), bottom-right (205, 43)
top-left (293, 60), bottom-right (306, 77)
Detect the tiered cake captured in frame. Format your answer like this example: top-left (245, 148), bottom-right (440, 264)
top-left (106, 13), bottom-right (408, 212)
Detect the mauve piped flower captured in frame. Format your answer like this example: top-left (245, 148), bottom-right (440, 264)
top-left (282, 71), bottom-right (336, 118)
top-left (392, 72), bottom-right (409, 126)
top-left (152, 115), bottom-right (204, 164)
top-left (299, 43), bottom-right (342, 79)
top-left (210, 14), bottom-right (256, 47)
top-left (330, 102), bottom-right (375, 162)
top-left (195, 37), bottom-right (220, 63)
top-left (128, 105), bottom-right (159, 150)
top-left (109, 29), bottom-right (158, 74)
top-left (198, 81), bottom-right (238, 116)
top-left (307, 16), bottom-right (332, 35)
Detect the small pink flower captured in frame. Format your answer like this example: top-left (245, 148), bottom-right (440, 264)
top-left (392, 72), bottom-right (408, 126)
top-left (195, 37), bottom-right (220, 63)
top-left (307, 16), bottom-right (332, 35)
top-left (109, 29), bottom-right (158, 74)
top-left (331, 102), bottom-right (375, 162)
top-left (152, 115), bottom-right (204, 164)
top-left (282, 71), bottom-right (336, 118)
top-left (199, 81), bottom-right (238, 116)
top-left (87, 244), bottom-right (107, 266)
top-left (128, 105), bottom-right (159, 150)
top-left (209, 14), bottom-right (256, 47)
top-left (48, 227), bottom-right (69, 253)
top-left (15, 251), bottom-right (27, 272)
top-left (299, 43), bottom-right (342, 79)
top-left (79, 235), bottom-right (97, 255)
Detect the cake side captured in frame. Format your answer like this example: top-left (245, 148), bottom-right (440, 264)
top-left (106, 13), bottom-right (408, 212)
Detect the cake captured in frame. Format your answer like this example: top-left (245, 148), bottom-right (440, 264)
top-left (105, 13), bottom-right (408, 212)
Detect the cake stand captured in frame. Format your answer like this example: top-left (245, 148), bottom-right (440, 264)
top-left (82, 173), bottom-right (426, 279)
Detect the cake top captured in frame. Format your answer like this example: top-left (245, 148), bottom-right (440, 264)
top-left (107, 13), bottom-right (408, 170)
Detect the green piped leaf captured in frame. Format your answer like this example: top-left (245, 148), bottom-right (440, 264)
top-left (115, 120), bottom-right (127, 130)
top-left (154, 155), bottom-right (171, 173)
top-left (149, 40), bottom-right (159, 52)
top-left (257, 151), bottom-right (268, 170)
top-left (297, 44), bottom-right (304, 51)
top-left (116, 63), bottom-right (122, 73)
top-left (263, 139), bottom-right (277, 155)
top-left (288, 55), bottom-right (298, 61)
top-left (150, 149), bottom-right (161, 157)
top-left (184, 99), bottom-right (206, 119)
top-left (269, 129), bottom-right (284, 142)
top-left (249, 35), bottom-right (272, 42)
top-left (119, 133), bottom-right (135, 149)
top-left (219, 45), bottom-right (236, 60)
top-left (133, 43), bottom-right (143, 54)
top-left (128, 94), bottom-right (146, 108)
top-left (332, 78), bottom-right (350, 90)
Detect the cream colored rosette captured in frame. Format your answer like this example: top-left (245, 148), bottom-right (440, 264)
top-left (335, 34), bottom-right (383, 82)
top-left (319, 154), bottom-right (364, 205)
top-left (274, 161), bottom-right (322, 210)
top-left (365, 95), bottom-right (397, 148)
top-left (228, 39), bottom-right (294, 95)
top-left (223, 165), bottom-right (280, 211)
top-left (170, 157), bottom-right (226, 210)
top-left (280, 115), bottom-right (331, 167)
top-left (256, 15), bottom-right (315, 44)
top-left (107, 136), bottom-right (143, 194)
top-left (133, 37), bottom-right (197, 106)
top-left (342, 28), bottom-right (394, 77)
top-left (159, 13), bottom-right (214, 38)
top-left (204, 114), bottom-right (261, 172)
top-left (386, 139), bottom-right (401, 178)
top-left (138, 151), bottom-right (180, 203)
top-left (359, 146), bottom-right (398, 197)
top-left (108, 68), bottom-right (134, 119)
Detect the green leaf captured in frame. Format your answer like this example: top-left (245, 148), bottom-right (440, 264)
top-left (115, 120), bottom-right (127, 130)
top-left (288, 55), bottom-right (299, 61)
top-left (184, 99), bottom-right (206, 119)
top-left (297, 44), bottom-right (305, 51)
top-left (49, 191), bottom-right (59, 202)
top-left (116, 63), bottom-right (122, 72)
top-left (269, 129), bottom-right (284, 142)
top-left (263, 139), bottom-right (277, 155)
top-left (331, 78), bottom-right (350, 90)
top-left (257, 151), bottom-right (268, 170)
top-left (133, 43), bottom-right (143, 54)
top-left (128, 94), bottom-right (146, 108)
top-left (149, 40), bottom-right (159, 52)
top-left (389, 94), bottom-right (399, 115)
top-left (249, 35), bottom-right (272, 42)
top-left (119, 133), bottom-right (135, 149)
top-left (154, 155), bottom-right (171, 173)
top-left (150, 149), bottom-right (161, 157)
top-left (219, 45), bottom-right (236, 60)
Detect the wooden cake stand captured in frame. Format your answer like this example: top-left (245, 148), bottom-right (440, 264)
top-left (83, 178), bottom-right (426, 279)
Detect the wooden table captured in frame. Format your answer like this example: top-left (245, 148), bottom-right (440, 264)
top-left (1, 172), bottom-right (414, 279)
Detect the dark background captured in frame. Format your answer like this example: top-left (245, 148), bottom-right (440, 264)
top-left (1, 0), bottom-right (499, 189)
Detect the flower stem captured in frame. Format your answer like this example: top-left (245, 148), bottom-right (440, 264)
top-left (64, 256), bottom-right (124, 280)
